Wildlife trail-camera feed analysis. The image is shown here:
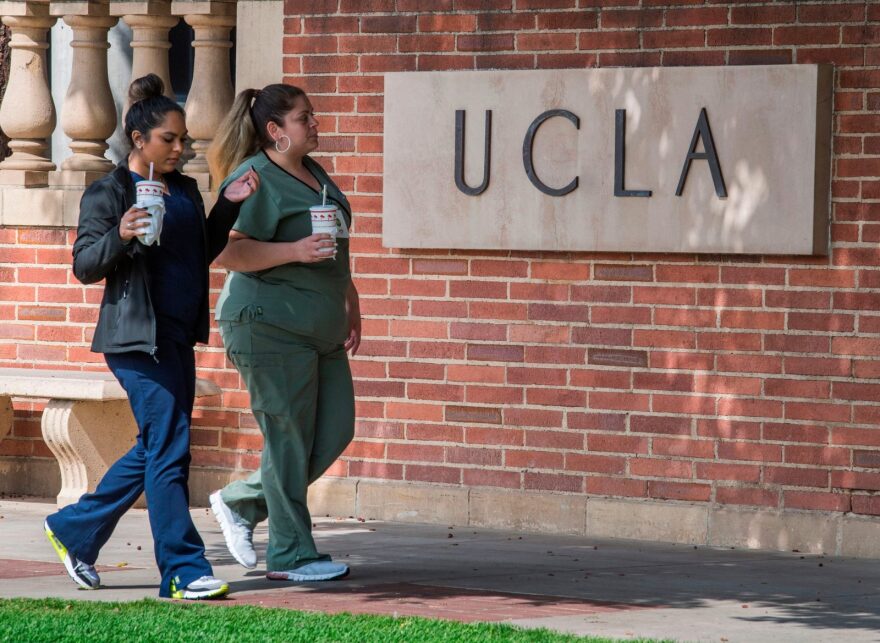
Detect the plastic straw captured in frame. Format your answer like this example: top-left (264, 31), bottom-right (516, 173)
top-left (322, 184), bottom-right (327, 206)
top-left (148, 162), bottom-right (154, 181)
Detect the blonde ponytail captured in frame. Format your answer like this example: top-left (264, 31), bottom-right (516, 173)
top-left (207, 88), bottom-right (261, 189)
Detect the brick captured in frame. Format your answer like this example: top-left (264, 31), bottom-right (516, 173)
top-left (567, 411), bottom-right (626, 432)
top-left (697, 331), bottom-right (761, 352)
top-left (443, 446), bottom-right (499, 467)
top-left (634, 329), bottom-right (695, 349)
top-left (586, 348), bottom-right (647, 368)
top-left (571, 327), bottom-right (632, 347)
top-left (764, 334), bottom-right (829, 355)
top-left (598, 51), bottom-right (662, 67)
top-left (786, 491), bottom-right (851, 513)
top-left (409, 341), bottom-right (465, 360)
top-left (773, 25), bottom-right (840, 46)
top-left (478, 12), bottom-right (536, 31)
top-left (505, 449), bottom-right (564, 470)
top-left (788, 313), bottom-right (854, 333)
top-left (470, 302), bottom-right (528, 320)
top-left (634, 372), bottom-right (693, 393)
top-left (467, 344), bottom-right (524, 362)
top-left (471, 260), bottom-right (528, 278)
top-left (585, 476), bottom-right (646, 498)
top-left (578, 30), bottom-right (640, 50)
top-left (570, 368), bottom-right (630, 389)
top-left (386, 402), bottom-right (443, 422)
top-left (517, 32), bottom-right (577, 50)
top-left (600, 8), bottom-right (662, 29)
top-left (525, 429), bottom-right (584, 450)
top-left (643, 29), bottom-right (705, 49)
top-left (509, 282), bottom-right (569, 301)
top-left (524, 472), bottom-right (583, 493)
top-left (634, 286), bottom-right (695, 305)
top-left (463, 468), bottom-right (521, 489)
top-left (407, 382), bottom-right (463, 402)
top-left (589, 391), bottom-right (650, 412)
top-left (653, 437), bottom-right (714, 459)
top-left (508, 324), bottom-right (569, 344)
top-left (707, 27), bottom-right (772, 47)
top-left (720, 310), bottom-right (785, 330)
top-left (571, 286), bottom-right (632, 304)
top-left (631, 415), bottom-right (691, 436)
top-left (718, 442), bottom-right (783, 463)
top-left (349, 461), bottom-right (403, 480)
top-left (648, 481), bottom-right (710, 502)
top-left (446, 405), bottom-right (502, 425)
top-left (587, 434), bottom-right (647, 454)
top-left (525, 345), bottom-right (585, 365)
top-left (798, 3), bottom-right (865, 23)
top-left (851, 495), bottom-right (880, 516)
top-left (693, 374), bottom-right (760, 396)
top-left (591, 306), bottom-right (651, 325)
top-left (765, 379), bottom-right (830, 401)
top-left (696, 462), bottom-right (760, 483)
top-left (631, 458), bottom-right (692, 479)
top-left (718, 354), bottom-right (782, 375)
top-left (698, 287), bottom-right (762, 308)
top-left (832, 470), bottom-right (880, 491)
top-left (785, 356), bottom-right (851, 377)
top-left (785, 446), bottom-right (850, 467)
top-left (457, 33), bottom-right (515, 52)
top-left (528, 303), bottom-right (589, 322)
top-left (474, 53), bottom-right (535, 70)
top-left (716, 486), bottom-right (779, 508)
top-left (406, 465), bottom-right (462, 485)
top-left (697, 419), bottom-right (761, 440)
top-left (466, 385), bottom-right (523, 405)
top-left (449, 322), bottom-right (506, 340)
top-left (535, 11), bottom-right (596, 30)
top-left (656, 265), bottom-right (718, 283)
top-left (531, 261), bottom-right (590, 281)
top-left (504, 408), bottom-right (563, 429)
top-left (785, 401), bottom-right (851, 424)
top-left (653, 393), bottom-right (716, 415)
top-left (594, 264), bottom-right (653, 282)
top-left (447, 364), bottom-right (504, 384)
top-left (853, 450), bottom-right (880, 469)
top-left (731, 5), bottom-right (795, 25)
top-left (765, 466), bottom-right (829, 488)
top-left (418, 14), bottom-right (477, 32)
top-left (526, 387), bottom-right (586, 408)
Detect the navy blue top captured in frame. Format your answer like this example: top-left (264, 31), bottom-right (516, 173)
top-left (132, 172), bottom-right (206, 346)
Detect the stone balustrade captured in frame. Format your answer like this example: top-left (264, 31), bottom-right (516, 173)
top-left (0, 0), bottom-right (238, 222)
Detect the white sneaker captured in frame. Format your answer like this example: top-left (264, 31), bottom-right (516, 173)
top-left (209, 491), bottom-right (256, 569)
top-left (44, 520), bottom-right (100, 589)
top-left (170, 575), bottom-right (229, 600)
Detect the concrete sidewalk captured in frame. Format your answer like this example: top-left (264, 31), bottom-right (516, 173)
top-left (1, 498), bottom-right (878, 642)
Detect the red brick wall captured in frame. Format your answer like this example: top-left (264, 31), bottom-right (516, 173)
top-left (3, 1), bottom-right (880, 517)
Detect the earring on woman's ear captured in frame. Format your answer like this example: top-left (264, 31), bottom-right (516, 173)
top-left (275, 135), bottom-right (291, 154)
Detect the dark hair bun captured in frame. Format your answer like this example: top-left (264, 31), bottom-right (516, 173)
top-left (128, 74), bottom-right (165, 105)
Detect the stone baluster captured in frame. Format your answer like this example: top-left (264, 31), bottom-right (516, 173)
top-left (0, 1), bottom-right (57, 186)
top-left (176, 1), bottom-right (235, 186)
top-left (109, 0), bottom-right (177, 101)
top-left (51, 1), bottom-right (117, 178)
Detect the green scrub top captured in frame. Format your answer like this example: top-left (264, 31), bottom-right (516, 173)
top-left (215, 151), bottom-right (353, 344)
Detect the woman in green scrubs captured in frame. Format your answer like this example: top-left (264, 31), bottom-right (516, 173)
top-left (206, 84), bottom-right (361, 581)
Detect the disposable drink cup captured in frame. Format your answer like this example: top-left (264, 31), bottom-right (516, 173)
top-left (310, 204), bottom-right (338, 257)
top-left (135, 180), bottom-right (165, 246)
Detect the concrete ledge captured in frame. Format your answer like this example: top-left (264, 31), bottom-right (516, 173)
top-left (587, 498), bottom-right (708, 545)
top-left (708, 507), bottom-right (840, 555)
top-left (15, 466), bottom-right (880, 559)
top-left (471, 488), bottom-right (586, 535)
top-left (356, 479), bottom-right (469, 525)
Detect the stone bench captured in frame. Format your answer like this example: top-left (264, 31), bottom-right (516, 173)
top-left (0, 368), bottom-right (221, 508)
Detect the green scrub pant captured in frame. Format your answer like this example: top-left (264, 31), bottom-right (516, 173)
top-left (218, 317), bottom-right (354, 572)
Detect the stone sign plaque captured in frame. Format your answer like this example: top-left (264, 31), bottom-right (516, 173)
top-left (383, 65), bottom-right (832, 255)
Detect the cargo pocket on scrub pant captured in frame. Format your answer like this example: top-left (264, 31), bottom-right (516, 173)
top-left (231, 352), bottom-right (288, 416)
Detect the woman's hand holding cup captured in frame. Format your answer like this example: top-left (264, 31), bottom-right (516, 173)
top-left (118, 206), bottom-right (153, 242)
top-left (294, 233), bottom-right (337, 263)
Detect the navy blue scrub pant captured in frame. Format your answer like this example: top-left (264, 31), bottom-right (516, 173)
top-left (45, 340), bottom-right (213, 597)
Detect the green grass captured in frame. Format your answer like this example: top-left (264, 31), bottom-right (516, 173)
top-left (0, 598), bottom-right (668, 643)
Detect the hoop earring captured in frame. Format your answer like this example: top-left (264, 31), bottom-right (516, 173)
top-left (274, 135), bottom-right (291, 154)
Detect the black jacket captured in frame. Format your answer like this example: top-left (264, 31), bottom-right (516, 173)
top-left (72, 161), bottom-right (240, 354)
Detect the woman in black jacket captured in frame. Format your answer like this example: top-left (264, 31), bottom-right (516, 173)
top-left (43, 74), bottom-right (259, 600)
